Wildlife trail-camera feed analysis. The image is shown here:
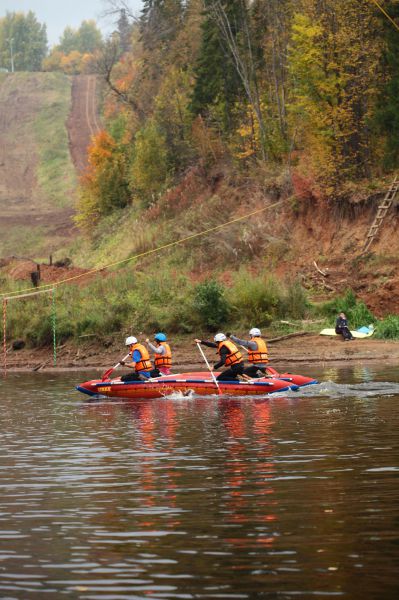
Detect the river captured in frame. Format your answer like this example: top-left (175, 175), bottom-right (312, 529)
top-left (0, 365), bottom-right (398, 599)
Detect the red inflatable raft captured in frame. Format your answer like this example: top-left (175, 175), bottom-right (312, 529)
top-left (77, 369), bottom-right (317, 400)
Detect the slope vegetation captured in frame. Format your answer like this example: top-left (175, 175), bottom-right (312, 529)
top-left (0, 72), bottom-right (78, 258)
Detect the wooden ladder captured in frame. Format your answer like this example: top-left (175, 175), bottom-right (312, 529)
top-left (362, 176), bottom-right (399, 254)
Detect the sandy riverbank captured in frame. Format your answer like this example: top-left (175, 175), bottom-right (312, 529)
top-left (3, 333), bottom-right (399, 373)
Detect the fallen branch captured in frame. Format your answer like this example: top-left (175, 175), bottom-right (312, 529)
top-left (313, 260), bottom-right (328, 277)
top-left (32, 344), bottom-right (66, 371)
top-left (268, 331), bottom-right (310, 343)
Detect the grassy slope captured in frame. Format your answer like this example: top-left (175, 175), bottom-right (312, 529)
top-left (33, 73), bottom-right (76, 209)
top-left (0, 72), bottom-right (76, 258)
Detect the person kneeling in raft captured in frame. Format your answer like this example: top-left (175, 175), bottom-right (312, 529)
top-left (120, 336), bottom-right (159, 381)
top-left (145, 332), bottom-right (172, 376)
top-left (228, 328), bottom-right (269, 379)
top-left (195, 333), bottom-right (250, 381)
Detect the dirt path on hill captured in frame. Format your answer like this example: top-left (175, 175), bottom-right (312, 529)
top-left (68, 75), bottom-right (102, 173)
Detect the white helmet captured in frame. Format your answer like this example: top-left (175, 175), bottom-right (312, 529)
top-left (125, 335), bottom-right (137, 346)
top-left (214, 333), bottom-right (226, 342)
top-left (249, 327), bottom-right (261, 337)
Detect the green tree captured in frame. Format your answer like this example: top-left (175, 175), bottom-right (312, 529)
top-left (140, 0), bottom-right (184, 52)
top-left (154, 66), bottom-right (194, 169)
top-left (130, 120), bottom-right (169, 204)
top-left (190, 0), bottom-right (245, 131)
top-left (57, 26), bottom-right (76, 54)
top-left (117, 9), bottom-right (132, 54)
top-left (76, 20), bottom-right (102, 53)
top-left (0, 11), bottom-right (47, 71)
top-left (57, 21), bottom-right (102, 54)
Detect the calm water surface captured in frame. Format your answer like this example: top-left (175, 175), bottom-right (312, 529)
top-left (0, 365), bottom-right (398, 599)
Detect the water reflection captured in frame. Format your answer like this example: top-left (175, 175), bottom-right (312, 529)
top-left (0, 368), bottom-right (398, 599)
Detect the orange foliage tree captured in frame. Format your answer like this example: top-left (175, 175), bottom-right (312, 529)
top-left (76, 130), bottom-right (130, 233)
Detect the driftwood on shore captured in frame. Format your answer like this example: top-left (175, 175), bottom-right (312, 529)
top-left (268, 331), bottom-right (310, 343)
top-left (32, 344), bottom-right (66, 371)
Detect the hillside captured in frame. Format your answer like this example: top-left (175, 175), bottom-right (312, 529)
top-left (0, 72), bottom-right (99, 258)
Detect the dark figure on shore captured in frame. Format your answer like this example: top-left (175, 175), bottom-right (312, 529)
top-left (335, 313), bottom-right (354, 341)
top-left (195, 333), bottom-right (247, 381)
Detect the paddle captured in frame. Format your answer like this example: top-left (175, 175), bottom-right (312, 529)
top-left (196, 342), bottom-right (222, 395)
top-left (101, 352), bottom-right (130, 381)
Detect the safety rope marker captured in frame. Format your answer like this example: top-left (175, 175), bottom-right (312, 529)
top-left (52, 288), bottom-right (57, 367)
top-left (3, 299), bottom-right (7, 378)
top-left (2, 288), bottom-right (56, 377)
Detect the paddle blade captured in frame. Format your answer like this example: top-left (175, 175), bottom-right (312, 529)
top-left (101, 368), bottom-right (113, 381)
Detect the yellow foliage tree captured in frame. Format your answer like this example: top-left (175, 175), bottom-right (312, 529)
top-left (288, 0), bottom-right (383, 191)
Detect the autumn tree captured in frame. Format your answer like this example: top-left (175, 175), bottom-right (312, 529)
top-left (76, 130), bottom-right (130, 232)
top-left (374, 1), bottom-right (399, 168)
top-left (288, 0), bottom-right (383, 188)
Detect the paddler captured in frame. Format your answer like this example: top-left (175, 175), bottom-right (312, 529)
top-left (120, 335), bottom-right (155, 381)
top-left (228, 328), bottom-right (269, 378)
top-left (145, 332), bottom-right (172, 376)
top-left (194, 333), bottom-right (248, 381)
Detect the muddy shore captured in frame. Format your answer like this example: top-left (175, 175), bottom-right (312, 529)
top-left (3, 333), bottom-right (399, 373)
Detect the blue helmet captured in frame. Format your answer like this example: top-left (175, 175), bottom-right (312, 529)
top-left (154, 332), bottom-right (167, 342)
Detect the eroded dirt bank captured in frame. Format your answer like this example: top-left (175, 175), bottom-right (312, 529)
top-left (3, 334), bottom-right (399, 373)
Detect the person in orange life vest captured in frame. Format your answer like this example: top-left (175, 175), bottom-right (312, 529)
top-left (194, 333), bottom-right (246, 381)
top-left (120, 336), bottom-right (155, 381)
top-left (145, 332), bottom-right (172, 376)
top-left (229, 328), bottom-right (269, 378)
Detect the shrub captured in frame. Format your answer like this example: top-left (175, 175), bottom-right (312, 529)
top-left (193, 280), bottom-right (229, 330)
top-left (321, 289), bottom-right (375, 329)
top-left (375, 315), bottom-right (399, 340)
top-left (230, 272), bottom-right (282, 326)
top-left (279, 279), bottom-right (310, 319)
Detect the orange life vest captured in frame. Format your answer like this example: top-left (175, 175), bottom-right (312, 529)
top-left (247, 338), bottom-right (268, 364)
top-left (217, 339), bottom-right (242, 366)
top-left (131, 343), bottom-right (153, 372)
top-left (154, 342), bottom-right (172, 369)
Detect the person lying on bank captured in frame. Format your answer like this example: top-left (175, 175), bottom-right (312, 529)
top-left (195, 333), bottom-right (250, 381)
top-left (228, 327), bottom-right (269, 378)
top-left (145, 332), bottom-right (172, 376)
top-left (120, 336), bottom-right (159, 381)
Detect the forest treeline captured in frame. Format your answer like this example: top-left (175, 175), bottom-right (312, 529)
top-left (2, 1), bottom-right (399, 230)
top-left (75, 0), bottom-right (399, 233)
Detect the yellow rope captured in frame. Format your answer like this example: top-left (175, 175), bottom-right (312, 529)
top-left (370, 0), bottom-right (399, 33)
top-left (1, 198), bottom-right (284, 298)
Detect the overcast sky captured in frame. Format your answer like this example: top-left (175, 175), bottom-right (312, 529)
top-left (0, 0), bottom-right (143, 46)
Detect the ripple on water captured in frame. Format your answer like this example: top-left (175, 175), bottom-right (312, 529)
top-left (0, 371), bottom-right (398, 599)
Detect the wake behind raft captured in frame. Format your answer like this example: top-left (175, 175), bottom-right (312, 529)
top-left (76, 368), bottom-right (318, 400)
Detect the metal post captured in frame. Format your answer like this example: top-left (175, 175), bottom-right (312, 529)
top-left (8, 38), bottom-right (14, 73)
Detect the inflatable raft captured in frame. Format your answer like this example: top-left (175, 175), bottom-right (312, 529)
top-left (77, 369), bottom-right (318, 400)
